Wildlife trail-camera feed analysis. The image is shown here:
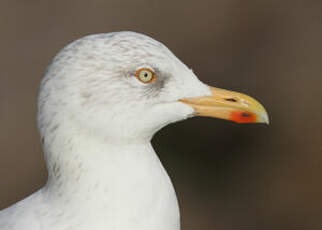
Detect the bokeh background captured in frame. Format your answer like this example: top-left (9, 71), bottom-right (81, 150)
top-left (1, 0), bottom-right (322, 229)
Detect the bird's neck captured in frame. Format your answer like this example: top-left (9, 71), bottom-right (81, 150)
top-left (41, 128), bottom-right (180, 229)
top-left (44, 133), bottom-right (168, 199)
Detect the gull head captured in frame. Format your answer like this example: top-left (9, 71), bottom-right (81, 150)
top-left (38, 31), bottom-right (268, 143)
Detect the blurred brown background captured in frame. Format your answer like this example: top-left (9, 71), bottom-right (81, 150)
top-left (1, 0), bottom-right (322, 229)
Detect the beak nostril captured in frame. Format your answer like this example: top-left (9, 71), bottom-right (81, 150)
top-left (225, 98), bottom-right (237, 102)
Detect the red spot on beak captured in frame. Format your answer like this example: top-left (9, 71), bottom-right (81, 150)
top-left (230, 111), bottom-right (257, 123)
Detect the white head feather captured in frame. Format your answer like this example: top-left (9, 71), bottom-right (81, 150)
top-left (38, 31), bottom-right (210, 150)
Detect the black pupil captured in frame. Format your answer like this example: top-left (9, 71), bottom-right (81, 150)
top-left (144, 72), bottom-right (149, 78)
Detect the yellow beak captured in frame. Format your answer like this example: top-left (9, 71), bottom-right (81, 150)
top-left (179, 86), bottom-right (269, 124)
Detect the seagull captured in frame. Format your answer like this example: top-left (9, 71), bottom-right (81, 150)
top-left (0, 31), bottom-right (268, 230)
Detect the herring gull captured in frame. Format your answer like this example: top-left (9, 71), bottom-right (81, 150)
top-left (0, 31), bottom-right (268, 230)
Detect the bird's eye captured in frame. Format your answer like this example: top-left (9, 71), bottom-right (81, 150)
top-left (135, 68), bottom-right (156, 84)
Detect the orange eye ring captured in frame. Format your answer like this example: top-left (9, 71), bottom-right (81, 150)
top-left (135, 68), bottom-right (157, 84)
